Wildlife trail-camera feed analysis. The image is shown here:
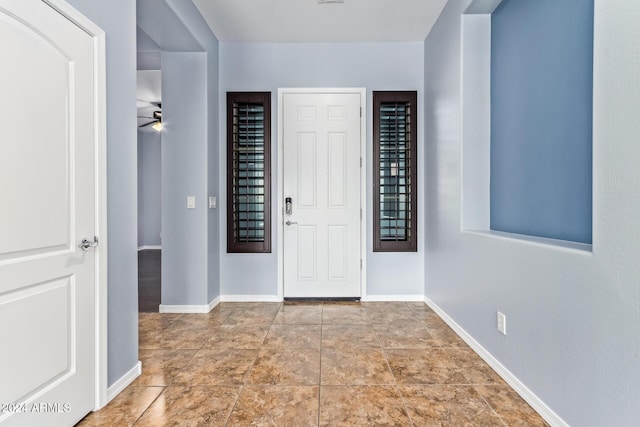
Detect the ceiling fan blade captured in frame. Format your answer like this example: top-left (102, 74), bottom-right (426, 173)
top-left (137, 99), bottom-right (161, 108)
top-left (137, 115), bottom-right (154, 119)
top-left (138, 120), bottom-right (158, 128)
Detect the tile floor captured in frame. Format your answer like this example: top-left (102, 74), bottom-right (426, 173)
top-left (77, 302), bottom-right (549, 426)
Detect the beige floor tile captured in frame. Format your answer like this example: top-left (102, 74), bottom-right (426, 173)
top-left (133, 349), bottom-right (197, 386)
top-left (138, 326), bottom-right (211, 350)
top-left (322, 324), bottom-right (380, 348)
top-left (273, 306), bottom-right (323, 325)
top-left (170, 314), bottom-right (226, 330)
top-left (475, 385), bottom-right (550, 427)
top-left (204, 324), bottom-right (270, 349)
top-left (405, 302), bottom-right (435, 312)
top-left (77, 386), bottom-right (163, 426)
top-left (443, 347), bottom-right (506, 385)
top-left (363, 302), bottom-right (410, 310)
top-left (263, 324), bottom-right (322, 348)
top-left (82, 302), bottom-right (548, 426)
top-left (222, 307), bottom-right (279, 325)
top-left (321, 347), bottom-right (395, 385)
top-left (134, 385), bottom-right (240, 427)
top-left (373, 322), bottom-right (440, 349)
top-left (322, 306), bottom-right (370, 324)
top-left (365, 307), bottom-right (418, 324)
top-left (248, 348), bottom-right (320, 385)
top-left (427, 322), bottom-right (469, 347)
top-left (138, 313), bottom-right (182, 338)
top-left (414, 309), bottom-right (449, 325)
top-left (319, 385), bottom-right (412, 426)
top-left (226, 386), bottom-right (319, 427)
top-left (386, 348), bottom-right (468, 385)
top-left (400, 385), bottom-right (504, 426)
top-left (172, 349), bottom-right (258, 385)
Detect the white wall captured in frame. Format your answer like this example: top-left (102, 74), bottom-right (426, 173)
top-left (137, 130), bottom-right (161, 248)
top-left (219, 42), bottom-right (425, 299)
top-left (424, 0), bottom-right (640, 425)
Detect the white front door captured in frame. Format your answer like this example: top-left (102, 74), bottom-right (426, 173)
top-left (0, 0), bottom-right (97, 425)
top-left (283, 92), bottom-right (362, 298)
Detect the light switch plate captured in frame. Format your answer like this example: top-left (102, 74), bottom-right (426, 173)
top-left (187, 196), bottom-right (196, 209)
top-left (497, 311), bottom-right (507, 335)
top-left (209, 196), bottom-right (217, 209)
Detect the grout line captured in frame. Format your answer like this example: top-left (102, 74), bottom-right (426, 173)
top-left (472, 384), bottom-right (509, 427)
top-left (130, 385), bottom-right (167, 426)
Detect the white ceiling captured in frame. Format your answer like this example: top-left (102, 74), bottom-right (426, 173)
top-left (192, 0), bottom-right (449, 42)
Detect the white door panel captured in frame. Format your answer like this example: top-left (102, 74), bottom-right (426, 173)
top-left (283, 93), bottom-right (361, 298)
top-left (0, 0), bottom-right (96, 425)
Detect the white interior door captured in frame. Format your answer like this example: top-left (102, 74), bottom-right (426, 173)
top-left (283, 92), bottom-right (362, 298)
top-left (0, 0), bottom-right (97, 425)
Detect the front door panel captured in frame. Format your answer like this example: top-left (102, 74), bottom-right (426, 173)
top-left (283, 93), bottom-right (361, 298)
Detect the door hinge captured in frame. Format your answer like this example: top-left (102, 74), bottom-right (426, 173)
top-left (360, 259), bottom-right (363, 269)
top-left (360, 208), bottom-right (362, 220)
top-left (360, 107), bottom-right (362, 117)
top-left (360, 157), bottom-right (362, 167)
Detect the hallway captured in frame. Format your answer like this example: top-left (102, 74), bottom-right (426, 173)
top-left (78, 302), bottom-right (547, 426)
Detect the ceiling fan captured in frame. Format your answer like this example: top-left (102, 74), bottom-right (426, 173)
top-left (137, 101), bottom-right (163, 131)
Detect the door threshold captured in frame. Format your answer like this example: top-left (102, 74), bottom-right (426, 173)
top-left (284, 297), bottom-right (360, 302)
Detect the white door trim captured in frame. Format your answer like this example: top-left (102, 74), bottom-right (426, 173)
top-left (44, 0), bottom-right (108, 410)
top-left (277, 88), bottom-right (367, 300)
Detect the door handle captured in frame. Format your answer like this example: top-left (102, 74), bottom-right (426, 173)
top-left (80, 237), bottom-right (99, 251)
top-left (285, 220), bottom-right (298, 226)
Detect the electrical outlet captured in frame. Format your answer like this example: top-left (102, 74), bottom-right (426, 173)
top-left (497, 311), bottom-right (507, 335)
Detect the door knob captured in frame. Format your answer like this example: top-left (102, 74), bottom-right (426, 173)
top-left (80, 237), bottom-right (99, 251)
top-left (285, 220), bottom-right (298, 226)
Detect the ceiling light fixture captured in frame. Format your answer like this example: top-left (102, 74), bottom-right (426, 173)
top-left (152, 121), bottom-right (163, 132)
top-left (317, 0), bottom-right (344, 4)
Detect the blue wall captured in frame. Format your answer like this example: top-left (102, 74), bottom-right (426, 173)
top-left (140, 0), bottom-right (220, 306)
top-left (490, 0), bottom-right (593, 243)
top-left (220, 42), bottom-right (425, 298)
top-left (65, 0), bottom-right (139, 387)
top-left (165, 0), bottom-right (222, 304)
top-left (161, 52), bottom-right (209, 305)
top-left (137, 131), bottom-right (162, 247)
top-left (425, 0), bottom-right (640, 424)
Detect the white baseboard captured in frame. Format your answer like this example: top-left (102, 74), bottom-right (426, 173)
top-left (424, 298), bottom-right (568, 427)
top-left (208, 296), bottom-right (221, 311)
top-left (363, 294), bottom-right (425, 302)
top-left (107, 361), bottom-right (141, 403)
top-left (220, 295), bottom-right (282, 302)
top-left (159, 296), bottom-right (220, 313)
top-left (137, 245), bottom-right (161, 251)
